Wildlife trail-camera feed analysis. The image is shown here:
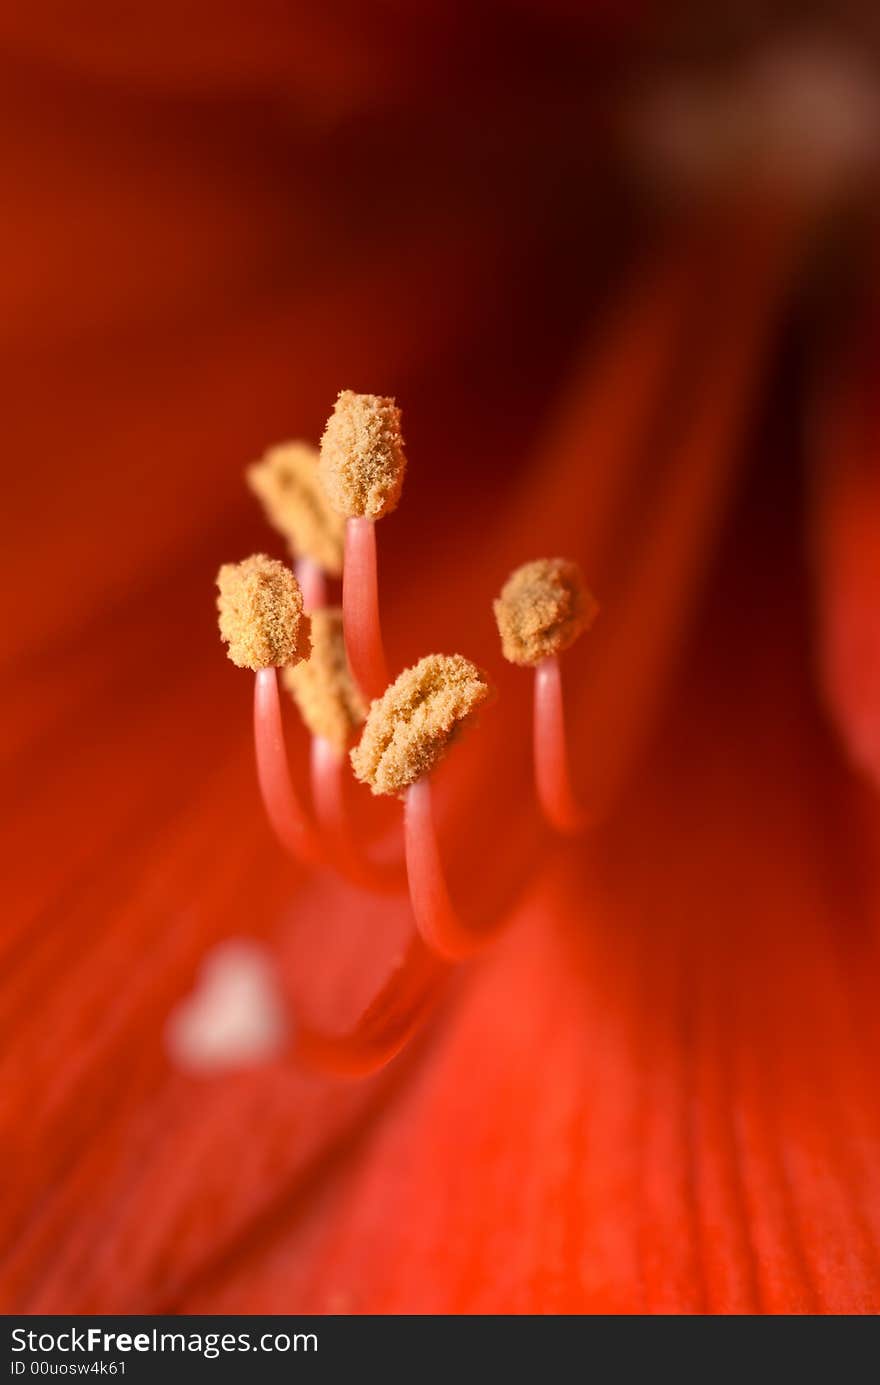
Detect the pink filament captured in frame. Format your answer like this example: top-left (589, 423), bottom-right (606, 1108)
top-left (296, 935), bottom-right (448, 1078)
top-left (309, 736), bottom-right (405, 894)
top-left (533, 655), bottom-right (587, 835)
top-left (343, 517), bottom-right (389, 702)
top-left (294, 556), bottom-right (328, 614)
top-left (404, 776), bottom-right (509, 961)
top-left (253, 667), bottom-right (323, 866)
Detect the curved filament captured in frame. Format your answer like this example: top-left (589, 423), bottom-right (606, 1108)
top-left (533, 655), bottom-right (588, 834)
top-left (404, 776), bottom-right (512, 961)
top-left (309, 736), bottom-right (406, 894)
top-left (253, 667), bottom-right (323, 867)
top-left (296, 934), bottom-right (448, 1078)
top-left (343, 517), bottom-right (389, 701)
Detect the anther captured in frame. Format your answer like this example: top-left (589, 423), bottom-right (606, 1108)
top-left (217, 553), bottom-right (310, 671)
top-left (319, 391), bottom-right (406, 521)
top-left (351, 654), bottom-right (492, 797)
top-left (493, 557), bottom-right (597, 667)
top-left (246, 442), bottom-right (345, 577)
top-left (494, 557), bottom-right (598, 834)
top-left (283, 608), bottom-right (366, 753)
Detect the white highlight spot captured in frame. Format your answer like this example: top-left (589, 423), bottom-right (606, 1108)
top-left (166, 938), bottom-right (288, 1074)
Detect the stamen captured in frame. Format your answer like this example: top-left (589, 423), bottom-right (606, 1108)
top-left (246, 441), bottom-right (345, 577)
top-left (319, 391), bottom-right (406, 701)
top-left (216, 556), bottom-right (319, 864)
top-left (216, 554), bottom-right (310, 671)
top-left (351, 655), bottom-right (500, 961)
top-left (494, 557), bottom-right (598, 834)
top-left (296, 935), bottom-right (448, 1078)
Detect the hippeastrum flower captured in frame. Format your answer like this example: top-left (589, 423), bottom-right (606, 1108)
top-left (4, 3), bottom-right (880, 1316)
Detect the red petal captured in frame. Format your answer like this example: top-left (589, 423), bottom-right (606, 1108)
top-left (174, 462), bottom-right (880, 1314)
top-left (5, 16), bottom-right (878, 1311)
top-left (811, 318), bottom-right (880, 788)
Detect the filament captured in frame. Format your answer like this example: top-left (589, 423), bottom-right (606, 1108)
top-left (404, 776), bottom-right (510, 961)
top-left (309, 735), bottom-right (406, 894)
top-left (294, 556), bottom-right (328, 614)
top-left (533, 655), bottom-right (588, 834)
top-left (343, 517), bottom-right (389, 701)
top-left (253, 667), bottom-right (323, 867)
top-left (295, 934), bottom-right (448, 1077)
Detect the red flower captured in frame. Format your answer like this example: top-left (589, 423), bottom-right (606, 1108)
top-left (3, 4), bottom-right (880, 1313)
